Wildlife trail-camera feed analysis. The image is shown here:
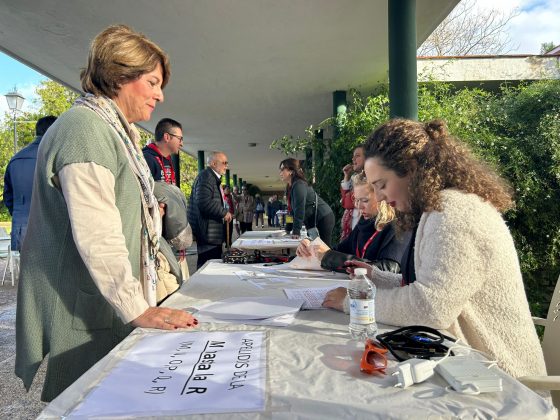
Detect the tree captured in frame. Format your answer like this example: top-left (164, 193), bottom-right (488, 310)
top-left (540, 42), bottom-right (556, 54)
top-left (418, 0), bottom-right (519, 56)
top-left (271, 80), bottom-right (560, 318)
top-left (35, 80), bottom-right (79, 116)
top-left (0, 79), bottom-right (199, 221)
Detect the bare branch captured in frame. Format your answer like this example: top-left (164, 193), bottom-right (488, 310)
top-left (418, 0), bottom-right (519, 56)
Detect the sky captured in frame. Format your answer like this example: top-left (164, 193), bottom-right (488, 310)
top-left (484, 0), bottom-right (560, 53)
top-left (0, 52), bottom-right (45, 117)
top-left (0, 0), bottom-right (559, 117)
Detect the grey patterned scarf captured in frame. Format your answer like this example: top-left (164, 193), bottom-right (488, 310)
top-left (74, 94), bottom-right (160, 306)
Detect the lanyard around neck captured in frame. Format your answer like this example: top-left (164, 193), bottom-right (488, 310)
top-left (356, 230), bottom-right (380, 259)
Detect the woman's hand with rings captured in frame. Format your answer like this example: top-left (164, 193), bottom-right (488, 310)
top-left (132, 307), bottom-right (198, 330)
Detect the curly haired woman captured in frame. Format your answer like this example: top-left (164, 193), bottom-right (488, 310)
top-left (324, 118), bottom-right (546, 378)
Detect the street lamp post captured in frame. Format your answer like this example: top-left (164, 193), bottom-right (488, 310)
top-left (5, 89), bottom-right (25, 155)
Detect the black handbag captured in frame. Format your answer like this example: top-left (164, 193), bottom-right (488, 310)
top-left (222, 248), bottom-right (250, 264)
top-left (376, 325), bottom-right (456, 361)
top-left (222, 249), bottom-right (265, 264)
top-left (306, 192), bottom-right (320, 240)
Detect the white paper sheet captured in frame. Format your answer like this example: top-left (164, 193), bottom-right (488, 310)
top-left (70, 331), bottom-right (266, 418)
top-left (197, 296), bottom-right (304, 320)
top-left (234, 270), bottom-right (295, 288)
top-left (259, 266), bottom-right (348, 282)
top-left (196, 313), bottom-right (296, 327)
top-left (284, 286), bottom-right (345, 310)
top-left (234, 270), bottom-right (268, 279)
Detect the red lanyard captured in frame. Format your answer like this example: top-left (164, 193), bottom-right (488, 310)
top-left (356, 230), bottom-right (380, 259)
top-left (148, 143), bottom-right (176, 184)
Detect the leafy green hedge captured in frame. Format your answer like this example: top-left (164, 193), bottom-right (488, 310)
top-left (272, 80), bottom-right (560, 317)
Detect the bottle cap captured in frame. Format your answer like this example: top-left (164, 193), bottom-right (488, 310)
top-left (354, 268), bottom-right (367, 276)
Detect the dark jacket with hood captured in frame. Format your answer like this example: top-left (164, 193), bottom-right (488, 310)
top-left (322, 218), bottom-right (409, 273)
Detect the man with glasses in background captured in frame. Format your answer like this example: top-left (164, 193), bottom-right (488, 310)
top-left (142, 118), bottom-right (183, 184)
top-left (188, 151), bottom-right (232, 268)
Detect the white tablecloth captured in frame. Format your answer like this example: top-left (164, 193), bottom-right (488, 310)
top-left (40, 262), bottom-right (557, 419)
top-left (231, 237), bottom-right (301, 251)
top-left (238, 230), bottom-right (287, 239)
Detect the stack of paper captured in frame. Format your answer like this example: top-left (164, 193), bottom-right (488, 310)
top-left (284, 286), bottom-right (345, 310)
top-left (196, 296), bottom-right (304, 326)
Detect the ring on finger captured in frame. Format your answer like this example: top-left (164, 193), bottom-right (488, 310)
top-left (164, 317), bottom-right (171, 324)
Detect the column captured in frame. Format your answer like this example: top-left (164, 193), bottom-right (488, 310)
top-left (332, 90), bottom-right (347, 140)
top-left (197, 150), bottom-right (205, 174)
top-left (388, 0), bottom-right (418, 120)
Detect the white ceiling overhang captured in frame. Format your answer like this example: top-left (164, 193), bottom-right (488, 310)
top-left (0, 0), bottom-right (458, 191)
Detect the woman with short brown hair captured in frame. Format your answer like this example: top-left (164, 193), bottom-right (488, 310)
top-left (16, 25), bottom-right (196, 402)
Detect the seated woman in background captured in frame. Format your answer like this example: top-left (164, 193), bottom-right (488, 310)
top-left (323, 118), bottom-right (546, 379)
top-left (296, 172), bottom-right (409, 273)
top-left (279, 158), bottom-right (335, 246)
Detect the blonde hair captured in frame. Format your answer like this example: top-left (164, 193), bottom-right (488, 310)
top-left (365, 118), bottom-right (513, 230)
top-left (80, 24), bottom-right (170, 98)
top-left (351, 172), bottom-right (395, 231)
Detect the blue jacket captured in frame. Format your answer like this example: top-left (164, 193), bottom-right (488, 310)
top-left (3, 136), bottom-right (42, 250)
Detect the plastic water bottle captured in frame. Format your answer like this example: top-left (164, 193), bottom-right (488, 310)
top-left (300, 224), bottom-right (308, 239)
top-left (348, 267), bottom-right (377, 340)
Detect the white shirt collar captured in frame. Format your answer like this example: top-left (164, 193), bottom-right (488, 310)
top-left (210, 167), bottom-right (222, 180)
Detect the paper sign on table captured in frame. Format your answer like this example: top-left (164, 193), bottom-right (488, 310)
top-left (70, 331), bottom-right (266, 418)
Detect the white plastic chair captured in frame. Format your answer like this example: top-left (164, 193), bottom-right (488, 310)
top-left (0, 236), bottom-right (15, 286)
top-left (519, 274), bottom-right (560, 408)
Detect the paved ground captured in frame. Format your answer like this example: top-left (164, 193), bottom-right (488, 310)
top-left (0, 259), bottom-right (46, 419)
top-left (0, 223), bottom-right (260, 418)
top-left (0, 253), bottom-right (202, 419)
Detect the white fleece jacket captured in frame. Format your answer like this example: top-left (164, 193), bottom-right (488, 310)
top-left (349, 189), bottom-right (546, 378)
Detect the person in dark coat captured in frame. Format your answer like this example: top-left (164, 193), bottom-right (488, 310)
top-left (3, 115), bottom-right (57, 250)
top-left (279, 158), bottom-right (335, 246)
top-left (188, 151), bottom-right (232, 269)
top-left (142, 118), bottom-right (182, 184)
top-left (267, 194), bottom-right (281, 227)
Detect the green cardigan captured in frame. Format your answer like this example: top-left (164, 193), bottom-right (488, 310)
top-left (15, 106), bottom-right (142, 402)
